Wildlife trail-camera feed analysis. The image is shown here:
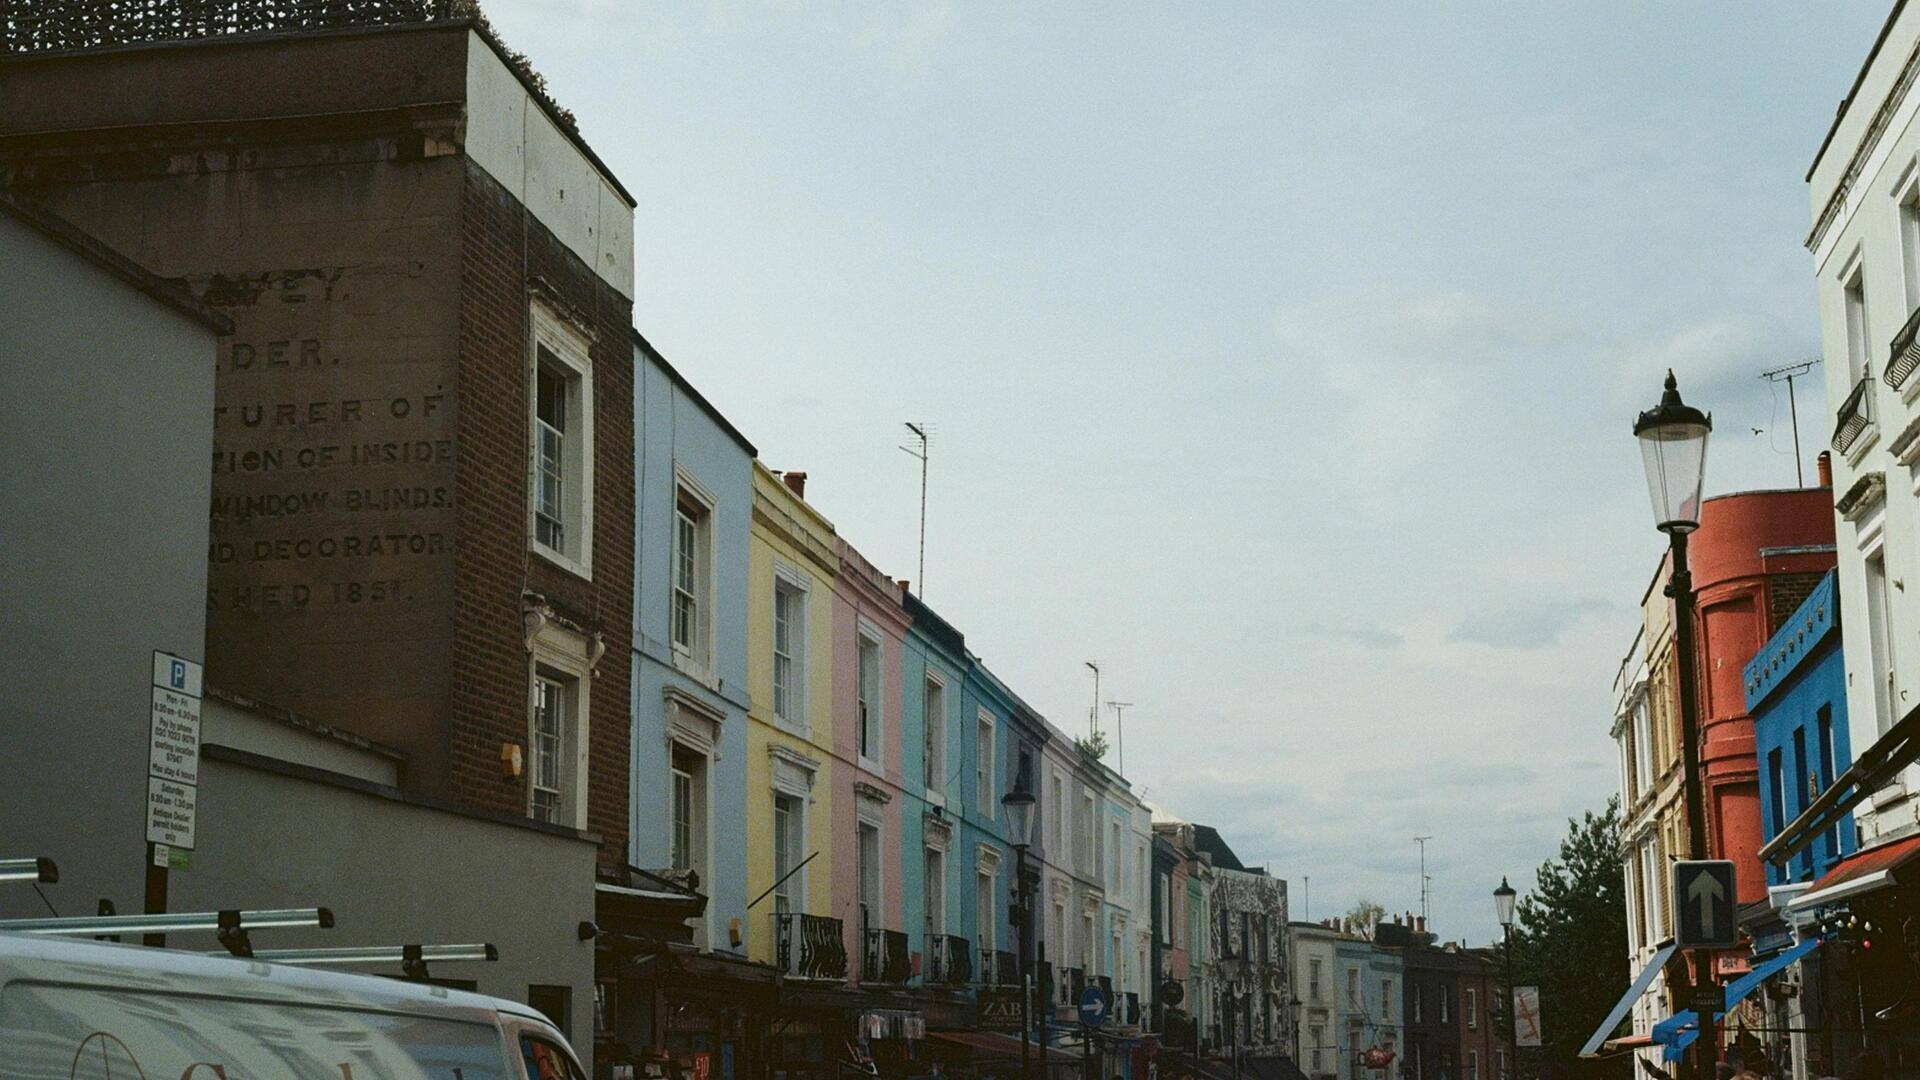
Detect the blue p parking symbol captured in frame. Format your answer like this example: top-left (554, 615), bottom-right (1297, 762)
top-left (169, 659), bottom-right (187, 689)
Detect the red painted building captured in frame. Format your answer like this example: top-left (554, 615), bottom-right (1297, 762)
top-left (1685, 489), bottom-right (1836, 906)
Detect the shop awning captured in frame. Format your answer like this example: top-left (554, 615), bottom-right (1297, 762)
top-left (1650, 935), bottom-right (1824, 1059)
top-left (928, 1031), bottom-right (1079, 1063)
top-left (1786, 834), bottom-right (1920, 912)
top-left (1579, 942), bottom-right (1677, 1058)
top-left (1761, 700), bottom-right (1920, 867)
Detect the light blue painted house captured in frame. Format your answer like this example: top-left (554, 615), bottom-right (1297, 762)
top-left (629, 330), bottom-right (757, 954)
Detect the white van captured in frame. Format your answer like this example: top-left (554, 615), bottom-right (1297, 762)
top-left (0, 931), bottom-right (588, 1079)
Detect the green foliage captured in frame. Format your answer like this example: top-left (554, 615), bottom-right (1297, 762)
top-left (1506, 798), bottom-right (1629, 1080)
top-left (1075, 731), bottom-right (1109, 760)
top-left (1346, 899), bottom-right (1387, 939)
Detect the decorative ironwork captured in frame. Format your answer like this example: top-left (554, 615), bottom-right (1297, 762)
top-left (1831, 372), bottom-right (1875, 454)
top-left (931, 934), bottom-right (971, 984)
top-left (1891, 306), bottom-right (1920, 393)
top-left (2, 0), bottom-right (447, 53)
top-left (0, 0), bottom-right (579, 132)
top-left (982, 947), bottom-right (1018, 986)
top-left (863, 927), bottom-right (911, 984)
top-left (774, 912), bottom-right (847, 982)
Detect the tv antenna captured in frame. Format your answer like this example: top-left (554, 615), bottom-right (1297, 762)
top-left (899, 423), bottom-right (930, 593)
top-left (1085, 662), bottom-right (1101, 739)
top-left (1106, 700), bottom-right (1134, 775)
top-left (1759, 359), bottom-right (1821, 487)
top-left (1414, 835), bottom-right (1433, 926)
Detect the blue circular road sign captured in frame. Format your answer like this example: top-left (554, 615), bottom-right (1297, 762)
top-left (1077, 986), bottom-right (1110, 1029)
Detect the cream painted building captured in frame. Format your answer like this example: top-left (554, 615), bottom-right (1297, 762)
top-left (745, 462), bottom-right (842, 970)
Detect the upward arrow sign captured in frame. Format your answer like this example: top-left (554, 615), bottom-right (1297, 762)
top-left (1688, 868), bottom-right (1725, 940)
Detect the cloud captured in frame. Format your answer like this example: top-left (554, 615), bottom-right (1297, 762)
top-left (1449, 598), bottom-right (1610, 649)
top-left (1609, 318), bottom-right (1811, 408)
top-left (1294, 621), bottom-right (1406, 649)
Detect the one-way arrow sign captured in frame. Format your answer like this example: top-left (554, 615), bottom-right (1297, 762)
top-left (1672, 859), bottom-right (1736, 949)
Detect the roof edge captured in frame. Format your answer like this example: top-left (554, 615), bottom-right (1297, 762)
top-left (631, 327), bottom-right (757, 457)
top-left (1808, 0), bottom-right (1910, 182)
top-left (0, 188), bottom-right (231, 334)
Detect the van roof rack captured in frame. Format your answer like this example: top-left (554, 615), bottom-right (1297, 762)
top-left (216, 943), bottom-right (499, 979)
top-left (0, 908), bottom-right (333, 957)
top-left (0, 857), bottom-right (59, 884)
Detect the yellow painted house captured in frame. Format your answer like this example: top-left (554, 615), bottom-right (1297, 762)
top-left (746, 462), bottom-right (843, 976)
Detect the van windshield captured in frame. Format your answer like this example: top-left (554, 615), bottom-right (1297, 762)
top-left (3, 982), bottom-right (509, 1079)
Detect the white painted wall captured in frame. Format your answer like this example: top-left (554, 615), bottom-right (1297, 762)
top-left (1808, 1), bottom-right (1920, 848)
top-left (465, 31), bottom-right (636, 300)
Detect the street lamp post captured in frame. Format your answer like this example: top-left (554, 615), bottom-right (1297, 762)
top-left (1634, 371), bottom-right (1717, 1077)
top-left (1495, 879), bottom-right (1520, 1080)
top-left (1004, 785), bottom-right (1039, 1080)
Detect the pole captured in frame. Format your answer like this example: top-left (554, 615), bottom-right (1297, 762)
top-left (142, 844), bottom-right (167, 948)
top-left (1503, 925), bottom-right (1519, 1080)
top-left (1019, 847), bottom-right (1035, 1080)
top-left (1786, 372), bottom-right (1804, 488)
top-left (1668, 530), bottom-right (1718, 1076)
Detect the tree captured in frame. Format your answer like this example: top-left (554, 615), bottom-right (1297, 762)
top-left (1346, 899), bottom-right (1387, 939)
top-left (1507, 798), bottom-right (1628, 1080)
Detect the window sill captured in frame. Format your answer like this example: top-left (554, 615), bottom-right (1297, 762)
top-left (532, 540), bottom-right (593, 582)
top-left (1843, 422), bottom-right (1881, 469)
top-left (858, 755), bottom-right (883, 775)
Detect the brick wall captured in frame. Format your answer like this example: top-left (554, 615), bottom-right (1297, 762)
top-left (453, 159), bottom-right (633, 859)
top-left (1767, 572), bottom-right (1826, 635)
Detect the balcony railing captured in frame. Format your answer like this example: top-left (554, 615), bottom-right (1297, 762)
top-left (927, 934), bottom-right (973, 984)
top-left (979, 947), bottom-right (1019, 986)
top-left (864, 928), bottom-right (911, 984)
top-left (774, 912), bottom-right (848, 982)
top-left (1891, 305), bottom-right (1920, 393)
top-left (1832, 371), bottom-right (1876, 454)
top-left (1060, 966), bottom-right (1085, 1006)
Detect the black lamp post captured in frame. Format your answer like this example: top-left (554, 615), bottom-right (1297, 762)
top-left (1494, 878), bottom-right (1519, 1080)
top-left (1634, 370), bottom-right (1717, 1076)
top-left (1004, 784), bottom-right (1038, 1080)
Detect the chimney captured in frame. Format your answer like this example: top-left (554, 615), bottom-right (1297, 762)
top-left (1816, 451), bottom-right (1832, 488)
top-left (781, 470), bottom-right (807, 498)
top-left (1416, 916), bottom-right (1426, 933)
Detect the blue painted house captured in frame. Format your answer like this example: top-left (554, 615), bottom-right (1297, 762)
top-left (900, 592), bottom-right (974, 993)
top-left (626, 331), bottom-right (761, 1062)
top-left (1745, 570), bottom-right (1856, 887)
top-left (961, 656), bottom-right (1024, 987)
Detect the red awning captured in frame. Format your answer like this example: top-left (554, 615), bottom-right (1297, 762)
top-left (928, 1031), bottom-right (1078, 1063)
top-left (1790, 834), bottom-right (1920, 911)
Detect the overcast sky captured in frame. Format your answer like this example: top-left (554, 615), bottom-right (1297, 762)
top-left (484, 1), bottom-right (1890, 943)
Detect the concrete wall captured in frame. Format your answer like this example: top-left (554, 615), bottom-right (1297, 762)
top-left (0, 208), bottom-right (216, 920)
top-left (182, 742), bottom-right (600, 1057)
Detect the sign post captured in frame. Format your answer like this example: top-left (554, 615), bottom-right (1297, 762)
top-left (1078, 986), bottom-right (1108, 1080)
top-left (145, 652), bottom-right (202, 946)
top-left (1672, 860), bottom-right (1735, 1076)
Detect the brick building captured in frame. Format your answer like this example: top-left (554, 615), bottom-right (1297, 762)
top-left (0, 7), bottom-right (651, 1059)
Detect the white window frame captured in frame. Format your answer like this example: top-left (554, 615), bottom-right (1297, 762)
top-left (857, 811), bottom-right (885, 936)
top-left (925, 846), bottom-right (947, 937)
top-left (526, 617), bottom-right (594, 831)
top-left (976, 709), bottom-right (996, 818)
top-left (670, 470), bottom-right (716, 676)
top-left (1466, 987), bottom-right (1478, 1030)
top-left (771, 565), bottom-right (810, 734)
top-left (856, 624), bottom-right (885, 770)
top-left (527, 302), bottom-right (594, 578)
top-left (977, 869), bottom-right (997, 953)
top-left (923, 671), bottom-right (947, 804)
top-left (1843, 257), bottom-right (1872, 387)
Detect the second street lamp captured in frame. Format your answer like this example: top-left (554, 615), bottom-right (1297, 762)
top-left (1003, 784), bottom-right (1038, 1080)
top-left (1633, 370), bottom-right (1716, 1078)
top-left (1495, 878), bottom-right (1519, 1080)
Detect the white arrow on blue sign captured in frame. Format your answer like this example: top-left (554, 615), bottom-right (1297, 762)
top-left (1671, 859), bottom-right (1737, 950)
top-left (1077, 986), bottom-right (1110, 1029)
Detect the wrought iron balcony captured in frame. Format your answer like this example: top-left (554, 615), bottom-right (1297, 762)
top-left (1891, 305), bottom-right (1920, 393)
top-left (774, 912), bottom-right (848, 982)
top-left (980, 947), bottom-right (1019, 986)
top-left (1061, 965), bottom-right (1085, 1006)
top-left (863, 927), bottom-right (911, 984)
top-left (1832, 371), bottom-right (1876, 455)
top-left (925, 933), bottom-right (973, 984)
